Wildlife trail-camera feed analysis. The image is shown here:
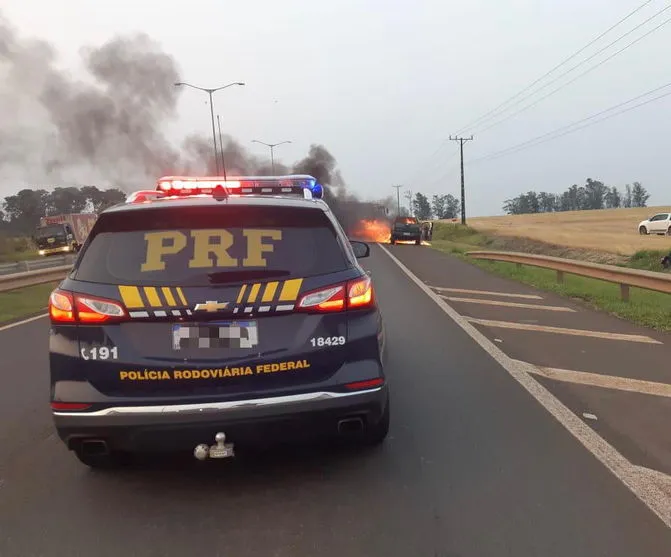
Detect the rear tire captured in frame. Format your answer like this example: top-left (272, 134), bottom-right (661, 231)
top-left (74, 448), bottom-right (130, 470)
top-left (639, 226), bottom-right (648, 235)
top-left (361, 395), bottom-right (390, 446)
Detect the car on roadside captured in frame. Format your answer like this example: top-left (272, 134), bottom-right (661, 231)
top-left (48, 175), bottom-right (389, 469)
top-left (638, 212), bottom-right (671, 235)
top-left (390, 216), bottom-right (422, 245)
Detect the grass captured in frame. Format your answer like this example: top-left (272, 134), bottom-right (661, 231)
top-left (463, 205), bottom-right (671, 256)
top-left (0, 235), bottom-right (38, 263)
top-left (428, 223), bottom-right (671, 331)
top-left (0, 282), bottom-right (58, 325)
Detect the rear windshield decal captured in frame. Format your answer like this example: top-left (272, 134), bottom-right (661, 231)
top-left (140, 229), bottom-right (283, 272)
top-left (116, 279), bottom-right (303, 319)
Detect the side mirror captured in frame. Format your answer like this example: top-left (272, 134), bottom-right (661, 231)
top-left (350, 240), bottom-right (370, 259)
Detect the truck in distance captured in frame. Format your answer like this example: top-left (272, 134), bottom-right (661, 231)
top-left (34, 213), bottom-right (97, 256)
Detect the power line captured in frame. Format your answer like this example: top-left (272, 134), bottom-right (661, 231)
top-left (469, 83), bottom-right (671, 165)
top-left (473, 7), bottom-right (671, 135)
top-left (452, 0), bottom-right (657, 135)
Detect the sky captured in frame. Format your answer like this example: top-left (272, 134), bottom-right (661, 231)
top-left (1, 0), bottom-right (670, 216)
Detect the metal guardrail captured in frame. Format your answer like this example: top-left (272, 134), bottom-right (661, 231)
top-left (466, 250), bottom-right (671, 301)
top-left (0, 254), bottom-right (75, 276)
top-left (0, 265), bottom-right (71, 293)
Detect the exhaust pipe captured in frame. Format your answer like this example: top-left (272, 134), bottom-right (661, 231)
top-left (337, 417), bottom-right (364, 434)
top-left (80, 439), bottom-right (109, 456)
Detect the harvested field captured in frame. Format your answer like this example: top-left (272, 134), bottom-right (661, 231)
top-left (461, 206), bottom-right (671, 256)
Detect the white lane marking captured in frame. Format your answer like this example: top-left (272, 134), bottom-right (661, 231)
top-left (0, 313), bottom-right (48, 333)
top-left (377, 244), bottom-right (671, 529)
top-left (637, 466), bottom-right (671, 499)
top-left (429, 286), bottom-right (543, 300)
top-left (441, 296), bottom-right (575, 312)
top-left (467, 317), bottom-right (662, 344)
top-left (518, 360), bottom-right (671, 398)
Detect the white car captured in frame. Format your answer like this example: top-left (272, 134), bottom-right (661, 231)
top-left (638, 212), bottom-right (671, 235)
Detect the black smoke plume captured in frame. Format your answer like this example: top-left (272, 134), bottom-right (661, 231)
top-left (0, 11), bottom-right (392, 236)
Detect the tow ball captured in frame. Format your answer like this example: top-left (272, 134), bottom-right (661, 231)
top-left (194, 432), bottom-right (235, 461)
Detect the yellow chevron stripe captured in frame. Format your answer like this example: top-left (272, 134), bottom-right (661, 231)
top-left (247, 283), bottom-right (261, 303)
top-left (175, 287), bottom-right (188, 305)
top-left (118, 286), bottom-right (144, 309)
top-left (236, 284), bottom-right (247, 304)
top-left (261, 281), bottom-right (279, 302)
top-left (161, 287), bottom-right (177, 307)
top-left (278, 278), bottom-right (303, 301)
top-left (143, 287), bottom-right (162, 307)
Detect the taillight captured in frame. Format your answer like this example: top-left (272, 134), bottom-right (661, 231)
top-left (298, 285), bottom-right (345, 312)
top-left (49, 289), bottom-right (127, 324)
top-left (49, 290), bottom-right (75, 322)
top-left (75, 295), bottom-right (126, 323)
top-left (348, 276), bottom-right (373, 308)
top-left (297, 276), bottom-right (375, 313)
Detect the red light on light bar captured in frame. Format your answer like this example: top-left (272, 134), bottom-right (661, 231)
top-left (156, 177), bottom-right (241, 192)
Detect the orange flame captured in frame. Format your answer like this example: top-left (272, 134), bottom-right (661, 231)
top-left (350, 219), bottom-right (391, 243)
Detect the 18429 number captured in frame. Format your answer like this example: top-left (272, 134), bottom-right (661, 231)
top-left (310, 336), bottom-right (346, 347)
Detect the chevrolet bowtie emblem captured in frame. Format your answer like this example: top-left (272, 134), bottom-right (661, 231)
top-left (194, 301), bottom-right (229, 312)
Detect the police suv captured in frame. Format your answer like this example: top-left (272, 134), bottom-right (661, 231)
top-left (49, 175), bottom-right (389, 468)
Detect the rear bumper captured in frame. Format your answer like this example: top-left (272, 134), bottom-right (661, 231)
top-left (54, 385), bottom-right (388, 452)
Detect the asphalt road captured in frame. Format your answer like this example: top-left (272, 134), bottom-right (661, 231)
top-left (1, 244), bottom-right (670, 556)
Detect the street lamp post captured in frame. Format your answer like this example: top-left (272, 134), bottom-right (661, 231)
top-left (251, 140), bottom-right (292, 174)
top-left (174, 81), bottom-right (245, 174)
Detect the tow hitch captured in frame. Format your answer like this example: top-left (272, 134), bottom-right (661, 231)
top-left (194, 432), bottom-right (235, 460)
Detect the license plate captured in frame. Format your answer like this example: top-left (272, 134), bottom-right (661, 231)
top-left (172, 321), bottom-right (259, 350)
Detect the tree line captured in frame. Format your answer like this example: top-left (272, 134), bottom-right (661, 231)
top-left (502, 179), bottom-right (651, 215)
top-left (0, 186), bottom-right (126, 234)
top-left (408, 193), bottom-right (460, 220)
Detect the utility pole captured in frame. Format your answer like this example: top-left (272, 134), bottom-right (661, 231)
top-left (449, 135), bottom-right (474, 225)
top-left (392, 185), bottom-right (402, 216)
top-left (216, 115), bottom-right (227, 180)
top-left (404, 189), bottom-right (413, 217)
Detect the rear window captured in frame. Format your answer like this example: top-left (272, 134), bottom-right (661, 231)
top-left (74, 205), bottom-right (350, 285)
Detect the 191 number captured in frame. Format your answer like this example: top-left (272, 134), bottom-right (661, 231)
top-left (81, 346), bottom-right (118, 360)
top-left (310, 336), bottom-right (346, 347)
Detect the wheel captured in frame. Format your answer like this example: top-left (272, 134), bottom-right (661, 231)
top-left (415, 238), bottom-right (421, 245)
top-left (74, 447), bottom-right (130, 470)
top-left (360, 394), bottom-right (390, 447)
top-left (390, 238), bottom-right (396, 245)
top-left (667, 227), bottom-right (671, 236)
top-left (639, 226), bottom-right (648, 235)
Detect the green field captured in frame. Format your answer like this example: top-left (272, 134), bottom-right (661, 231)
top-left (0, 282), bottom-right (58, 325)
top-left (429, 222), bottom-right (671, 331)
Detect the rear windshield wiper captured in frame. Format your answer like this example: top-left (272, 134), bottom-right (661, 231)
top-left (206, 270), bottom-right (291, 284)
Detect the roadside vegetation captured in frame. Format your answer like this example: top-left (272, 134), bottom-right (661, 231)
top-left (0, 282), bottom-right (58, 325)
top-left (429, 222), bottom-right (671, 331)
top-left (0, 234), bottom-right (37, 263)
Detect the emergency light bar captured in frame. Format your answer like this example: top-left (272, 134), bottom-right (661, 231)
top-left (155, 175), bottom-right (324, 199)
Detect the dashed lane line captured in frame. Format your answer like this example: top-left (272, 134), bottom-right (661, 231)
top-left (513, 360), bottom-right (671, 398)
top-left (378, 244), bottom-right (671, 529)
top-left (428, 286), bottom-right (543, 300)
top-left (441, 296), bottom-right (576, 312)
top-left (466, 317), bottom-right (662, 344)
